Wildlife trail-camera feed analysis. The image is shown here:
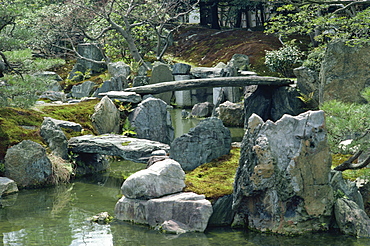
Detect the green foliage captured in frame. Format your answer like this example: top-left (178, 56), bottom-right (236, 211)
top-left (264, 43), bottom-right (302, 77)
top-left (302, 46), bottom-right (325, 73)
top-left (321, 97), bottom-right (370, 154)
top-left (121, 118), bottom-right (136, 137)
top-left (185, 148), bottom-right (240, 200)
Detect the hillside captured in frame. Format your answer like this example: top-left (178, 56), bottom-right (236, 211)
top-left (166, 25), bottom-right (282, 75)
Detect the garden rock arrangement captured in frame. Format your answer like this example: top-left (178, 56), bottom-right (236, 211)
top-left (115, 158), bottom-right (213, 233)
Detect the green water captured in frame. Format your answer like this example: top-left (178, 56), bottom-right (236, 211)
top-left (0, 161), bottom-right (369, 245)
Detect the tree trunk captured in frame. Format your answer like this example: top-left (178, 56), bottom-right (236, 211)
top-left (199, 1), bottom-right (209, 26)
top-left (210, 1), bottom-right (221, 29)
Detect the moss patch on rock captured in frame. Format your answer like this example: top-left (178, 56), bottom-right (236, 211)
top-left (184, 147), bottom-right (240, 201)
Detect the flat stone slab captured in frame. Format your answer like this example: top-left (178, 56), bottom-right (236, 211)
top-left (68, 134), bottom-right (170, 163)
top-left (98, 91), bottom-right (142, 103)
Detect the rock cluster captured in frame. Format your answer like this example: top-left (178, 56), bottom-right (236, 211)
top-left (115, 158), bottom-right (213, 233)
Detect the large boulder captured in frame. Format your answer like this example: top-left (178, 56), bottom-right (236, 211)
top-left (40, 117), bottom-right (69, 160)
top-left (129, 97), bottom-right (174, 145)
top-left (91, 96), bottom-right (121, 134)
top-left (319, 40), bottom-right (370, 104)
top-left (170, 117), bottom-right (231, 171)
top-left (4, 140), bottom-right (53, 188)
top-left (233, 111), bottom-right (334, 234)
top-left (294, 66), bottom-right (320, 109)
top-left (108, 61), bottom-right (131, 78)
top-left (114, 192), bottom-right (213, 233)
top-left (334, 198), bottom-right (370, 238)
top-left (217, 101), bottom-right (244, 127)
top-left (121, 159), bottom-right (185, 199)
top-left (208, 194), bottom-right (234, 226)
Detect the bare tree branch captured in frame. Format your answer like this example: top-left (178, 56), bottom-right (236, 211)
top-left (334, 150), bottom-right (370, 171)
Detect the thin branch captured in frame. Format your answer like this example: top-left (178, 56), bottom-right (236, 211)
top-left (334, 150), bottom-right (370, 171)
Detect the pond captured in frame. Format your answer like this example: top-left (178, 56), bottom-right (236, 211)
top-left (0, 109), bottom-right (368, 245)
top-left (1, 161), bottom-right (368, 245)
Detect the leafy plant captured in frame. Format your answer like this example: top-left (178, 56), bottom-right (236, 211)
top-left (265, 44), bottom-right (303, 78)
top-left (121, 118), bottom-right (136, 137)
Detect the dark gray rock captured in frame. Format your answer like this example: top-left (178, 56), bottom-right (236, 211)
top-left (121, 159), bottom-right (185, 199)
top-left (40, 117), bottom-right (69, 160)
top-left (129, 97), bottom-right (174, 144)
top-left (190, 67), bottom-right (224, 78)
top-left (228, 54), bottom-right (249, 72)
top-left (217, 101), bottom-right (244, 127)
top-left (334, 198), bottom-right (370, 238)
top-left (5, 140), bottom-right (53, 188)
top-left (47, 118), bottom-right (82, 132)
top-left (132, 76), bottom-right (149, 87)
top-left (72, 153), bottom-right (109, 176)
top-left (233, 111), bottom-right (334, 234)
top-left (170, 117), bottom-right (231, 171)
top-left (68, 134), bottom-right (170, 163)
top-left (294, 66), bottom-right (319, 109)
top-left (172, 63), bottom-right (191, 75)
top-left (191, 102), bottom-right (214, 118)
top-left (208, 195), bottom-right (234, 226)
top-left (330, 170), bottom-right (364, 210)
top-left (91, 96), bottom-right (121, 134)
top-left (68, 43), bottom-right (107, 81)
top-left (71, 80), bottom-right (96, 98)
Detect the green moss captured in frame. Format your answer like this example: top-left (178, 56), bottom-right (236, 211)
top-left (184, 147), bottom-right (240, 201)
top-left (331, 153), bottom-right (370, 181)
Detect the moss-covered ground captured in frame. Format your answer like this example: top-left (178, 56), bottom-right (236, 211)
top-left (184, 147), bottom-right (240, 201)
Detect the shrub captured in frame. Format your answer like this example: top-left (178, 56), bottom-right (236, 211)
top-left (302, 46), bottom-right (326, 73)
top-left (265, 44), bottom-right (302, 77)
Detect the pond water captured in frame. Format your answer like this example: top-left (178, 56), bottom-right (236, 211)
top-left (0, 109), bottom-right (368, 245)
top-left (1, 161), bottom-right (368, 245)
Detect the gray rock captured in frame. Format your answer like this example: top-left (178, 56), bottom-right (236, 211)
top-left (217, 101), bottom-right (244, 127)
top-left (191, 102), bottom-right (214, 118)
top-left (91, 96), bottom-right (121, 134)
top-left (68, 43), bottom-right (107, 81)
top-left (159, 220), bottom-right (189, 234)
top-left (72, 153), bottom-right (109, 176)
top-left (5, 140), bottom-right (53, 188)
top-left (39, 91), bottom-right (67, 102)
top-left (115, 192), bottom-right (213, 233)
top-left (121, 159), bottom-right (185, 199)
top-left (172, 63), bottom-right (191, 75)
top-left (99, 91), bottom-right (142, 103)
top-left (170, 117), bottom-right (231, 171)
top-left (111, 75), bottom-right (128, 90)
top-left (132, 76), bottom-right (149, 87)
top-left (150, 62), bottom-right (174, 104)
top-left (320, 40), bottom-right (370, 104)
top-left (190, 67), bottom-right (224, 78)
top-left (108, 61), bottom-right (131, 78)
top-left (33, 71), bottom-right (63, 82)
top-left (47, 118), bottom-right (82, 132)
top-left (129, 97), bottom-right (174, 144)
top-left (146, 192), bottom-right (213, 232)
top-left (330, 170), bottom-right (364, 210)
top-left (334, 198), bottom-right (370, 238)
top-left (71, 80), bottom-right (96, 98)
top-left (0, 177), bottom-right (18, 197)
top-left (208, 195), bottom-right (234, 226)
top-left (228, 54), bottom-right (249, 71)
top-left (40, 117), bottom-right (69, 160)
top-left (93, 80), bottom-right (114, 96)
top-left (233, 111), bottom-right (334, 234)
top-left (68, 134), bottom-right (170, 163)
top-left (294, 66), bottom-right (319, 109)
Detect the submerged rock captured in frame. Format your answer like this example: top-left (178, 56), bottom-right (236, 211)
top-left (0, 177), bottom-right (18, 197)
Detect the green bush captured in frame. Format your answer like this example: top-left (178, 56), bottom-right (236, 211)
top-left (265, 44), bottom-right (302, 77)
top-left (302, 46), bottom-right (326, 73)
